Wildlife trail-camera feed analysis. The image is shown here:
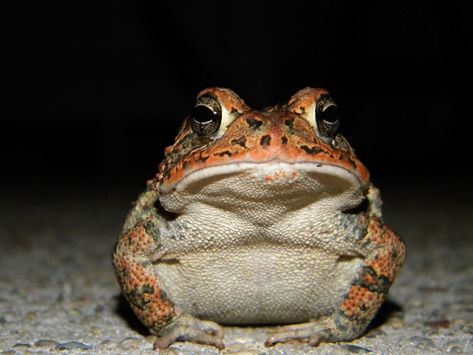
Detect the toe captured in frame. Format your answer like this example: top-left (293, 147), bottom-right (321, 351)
top-left (265, 321), bottom-right (331, 347)
top-left (153, 314), bottom-right (225, 349)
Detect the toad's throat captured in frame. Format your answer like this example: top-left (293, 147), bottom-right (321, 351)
top-left (157, 162), bottom-right (366, 227)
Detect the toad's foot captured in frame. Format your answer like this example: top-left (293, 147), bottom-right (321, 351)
top-left (265, 318), bottom-right (336, 347)
top-left (153, 314), bottom-right (225, 350)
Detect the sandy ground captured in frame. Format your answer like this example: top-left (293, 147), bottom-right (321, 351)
top-left (0, 181), bottom-right (472, 354)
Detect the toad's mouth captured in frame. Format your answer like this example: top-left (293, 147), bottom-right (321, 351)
top-left (159, 159), bottom-right (364, 194)
top-left (157, 160), bottom-right (367, 223)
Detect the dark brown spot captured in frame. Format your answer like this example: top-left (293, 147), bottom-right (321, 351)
top-left (156, 258), bottom-right (180, 265)
top-left (129, 284), bottom-right (154, 309)
top-left (197, 154), bottom-right (209, 163)
top-left (260, 135), bottom-right (271, 146)
top-left (215, 150), bottom-right (232, 157)
top-left (301, 145), bottom-right (323, 155)
top-left (348, 155), bottom-right (358, 169)
top-left (425, 320), bottom-right (451, 329)
top-left (246, 117), bottom-right (263, 130)
top-left (285, 117), bottom-right (295, 129)
top-left (154, 201), bottom-right (179, 221)
top-left (281, 136), bottom-right (288, 145)
top-left (337, 255), bottom-right (358, 263)
top-left (159, 289), bottom-right (172, 303)
top-left (355, 267), bottom-right (390, 294)
top-left (231, 136), bottom-right (247, 148)
top-left (343, 198), bottom-right (369, 215)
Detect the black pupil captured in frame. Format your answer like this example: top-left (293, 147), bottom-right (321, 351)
top-left (192, 105), bottom-right (217, 123)
top-left (321, 105), bottom-right (338, 124)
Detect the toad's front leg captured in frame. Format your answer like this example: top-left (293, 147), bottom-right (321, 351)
top-left (112, 217), bottom-right (224, 349)
top-left (265, 216), bottom-right (406, 347)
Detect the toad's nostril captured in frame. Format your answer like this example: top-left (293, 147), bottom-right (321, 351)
top-left (260, 135), bottom-right (271, 146)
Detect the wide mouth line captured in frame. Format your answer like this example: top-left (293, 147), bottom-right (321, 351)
top-left (159, 159), bottom-right (363, 193)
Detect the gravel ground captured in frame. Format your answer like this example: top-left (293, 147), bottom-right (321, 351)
top-left (0, 181), bottom-right (472, 354)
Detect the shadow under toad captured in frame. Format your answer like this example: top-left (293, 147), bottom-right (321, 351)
top-left (114, 294), bottom-right (150, 335)
top-left (367, 299), bottom-right (403, 331)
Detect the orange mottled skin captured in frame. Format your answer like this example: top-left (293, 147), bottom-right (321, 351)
top-left (113, 220), bottom-right (176, 329)
top-left (158, 87), bottom-right (369, 192)
top-left (340, 218), bottom-right (406, 322)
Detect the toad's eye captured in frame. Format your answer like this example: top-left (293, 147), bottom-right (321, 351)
top-left (190, 95), bottom-right (222, 136)
top-left (315, 95), bottom-right (340, 143)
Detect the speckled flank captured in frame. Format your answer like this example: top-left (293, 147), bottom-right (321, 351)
top-left (112, 221), bottom-right (176, 331)
top-left (363, 218), bottom-right (406, 282)
top-left (338, 217), bottom-right (406, 332)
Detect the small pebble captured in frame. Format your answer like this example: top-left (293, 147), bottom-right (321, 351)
top-left (443, 340), bottom-right (463, 353)
top-left (2, 313), bottom-right (16, 322)
top-left (408, 336), bottom-right (435, 349)
top-left (120, 336), bottom-right (142, 350)
top-left (56, 341), bottom-right (92, 350)
top-left (12, 343), bottom-right (30, 348)
top-left (387, 316), bottom-right (404, 329)
top-left (34, 339), bottom-right (58, 347)
top-left (97, 339), bottom-right (115, 350)
top-left (90, 326), bottom-right (103, 336)
top-left (343, 344), bottom-right (373, 353)
top-left (425, 319), bottom-right (451, 329)
top-left (80, 314), bottom-right (101, 326)
top-left (64, 308), bottom-right (81, 317)
top-left (158, 349), bottom-right (181, 355)
top-left (447, 346), bottom-right (463, 353)
top-left (94, 304), bottom-right (105, 313)
top-left (219, 350), bottom-right (256, 355)
top-left (25, 311), bottom-right (38, 321)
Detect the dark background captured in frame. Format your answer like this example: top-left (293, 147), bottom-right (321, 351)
top-left (2, 1), bottom-right (472, 190)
